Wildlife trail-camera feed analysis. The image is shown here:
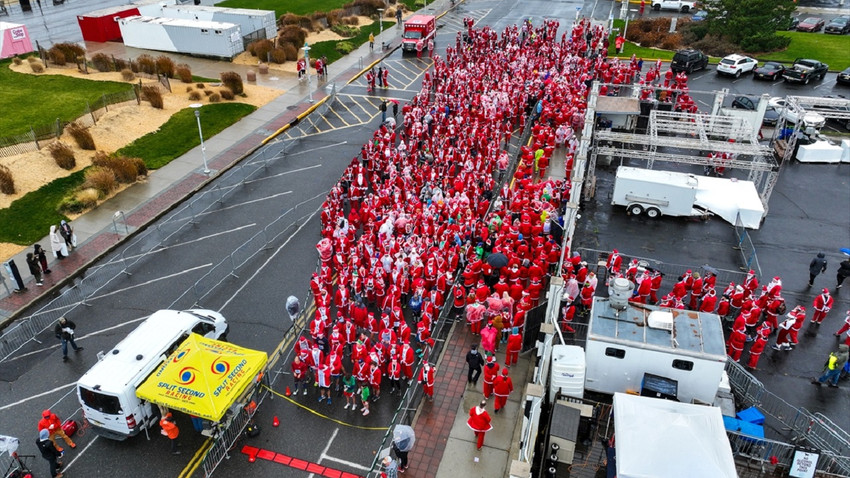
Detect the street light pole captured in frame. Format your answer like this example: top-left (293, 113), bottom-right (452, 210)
top-left (302, 43), bottom-right (314, 104)
top-left (378, 8), bottom-right (385, 57)
top-left (189, 103), bottom-right (210, 175)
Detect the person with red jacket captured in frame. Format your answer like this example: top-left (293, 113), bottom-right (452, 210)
top-left (38, 409), bottom-right (75, 451)
top-left (699, 288), bottom-right (717, 313)
top-left (291, 356), bottom-right (310, 396)
top-left (788, 305), bottom-right (806, 346)
top-left (746, 323), bottom-right (771, 370)
top-left (605, 249), bottom-right (622, 282)
top-left (492, 368), bottom-right (514, 413)
top-left (772, 312), bottom-right (797, 351)
top-left (726, 323), bottom-right (747, 362)
top-left (505, 327), bottom-right (522, 366)
top-left (400, 341), bottom-right (416, 380)
top-left (317, 362), bottom-right (333, 405)
top-left (649, 270), bottom-right (663, 304)
top-left (159, 412), bottom-right (180, 455)
top-left (467, 400), bottom-right (493, 450)
top-left (387, 356), bottom-right (402, 395)
top-left (812, 289), bottom-right (834, 325)
top-left (482, 356), bottom-right (500, 398)
top-left (418, 362), bottom-right (436, 401)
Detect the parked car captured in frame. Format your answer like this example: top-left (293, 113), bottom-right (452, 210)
top-left (782, 58), bottom-right (829, 85)
top-left (691, 10), bottom-right (707, 21)
top-left (753, 61), bottom-right (786, 81)
top-left (651, 0), bottom-right (696, 13)
top-left (769, 97), bottom-right (827, 128)
top-left (796, 17), bottom-right (825, 32)
top-left (716, 54), bottom-right (757, 78)
top-left (838, 66), bottom-right (850, 86)
top-left (787, 17), bottom-right (800, 30)
top-left (671, 49), bottom-right (709, 74)
top-left (730, 96), bottom-right (780, 126)
top-left (824, 15), bottom-right (850, 34)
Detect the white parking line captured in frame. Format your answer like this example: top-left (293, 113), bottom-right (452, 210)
top-left (87, 263), bottom-right (212, 302)
top-left (62, 435), bottom-right (99, 473)
top-left (103, 224), bottom-right (255, 265)
top-left (202, 191), bottom-right (292, 215)
top-left (243, 163), bottom-right (323, 185)
top-left (0, 382), bottom-right (76, 411)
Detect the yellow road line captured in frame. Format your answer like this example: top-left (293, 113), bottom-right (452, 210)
top-left (177, 436), bottom-right (214, 478)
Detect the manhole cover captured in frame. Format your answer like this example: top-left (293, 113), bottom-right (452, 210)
top-left (287, 105), bottom-right (298, 110)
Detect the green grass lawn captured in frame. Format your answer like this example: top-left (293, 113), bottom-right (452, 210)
top-left (0, 61), bottom-right (133, 137)
top-left (310, 21), bottom-right (395, 64)
top-left (216, 0), bottom-right (350, 19)
top-left (0, 102), bottom-right (256, 245)
top-left (608, 20), bottom-right (850, 70)
top-left (118, 103), bottom-right (256, 170)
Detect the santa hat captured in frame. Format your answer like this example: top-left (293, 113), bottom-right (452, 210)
top-left (822, 288), bottom-right (829, 294)
top-left (487, 355), bottom-right (496, 363)
top-left (502, 368), bottom-right (509, 376)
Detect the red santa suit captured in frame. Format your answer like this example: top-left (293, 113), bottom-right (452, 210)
top-left (482, 358), bottom-right (500, 398)
top-left (812, 289), bottom-right (834, 324)
top-left (492, 369), bottom-right (514, 412)
top-left (505, 329), bottom-right (522, 366)
top-left (726, 327), bottom-right (747, 362)
top-left (788, 306), bottom-right (806, 345)
top-left (746, 323), bottom-right (771, 370)
top-left (699, 288), bottom-right (717, 313)
top-left (400, 342), bottom-right (415, 379)
top-left (606, 249), bottom-right (622, 277)
top-left (418, 363), bottom-right (436, 399)
top-left (467, 405), bottom-right (493, 450)
top-left (774, 313), bottom-right (796, 350)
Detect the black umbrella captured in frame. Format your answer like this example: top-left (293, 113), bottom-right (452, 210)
top-left (486, 252), bottom-right (509, 269)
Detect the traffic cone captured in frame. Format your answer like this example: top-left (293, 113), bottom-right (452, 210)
top-left (272, 416), bottom-right (280, 427)
top-left (285, 386), bottom-right (292, 397)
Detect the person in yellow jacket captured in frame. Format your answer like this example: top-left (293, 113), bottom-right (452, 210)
top-left (160, 413), bottom-right (181, 454)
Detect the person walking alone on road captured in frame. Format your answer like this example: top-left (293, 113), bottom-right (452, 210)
top-left (38, 409), bottom-right (75, 451)
top-left (49, 225), bottom-right (67, 259)
top-left (380, 100), bottom-right (388, 123)
top-left (836, 258), bottom-right (850, 289)
top-left (467, 400), bottom-right (493, 450)
top-left (369, 32), bottom-right (375, 51)
top-left (160, 412), bottom-right (181, 454)
top-left (812, 344), bottom-right (849, 388)
top-left (34, 244), bottom-right (51, 275)
top-left (465, 344), bottom-right (484, 386)
top-left (809, 252), bottom-right (828, 287)
top-left (36, 429), bottom-right (63, 478)
top-left (26, 252), bottom-right (43, 286)
top-left (54, 317), bottom-right (83, 362)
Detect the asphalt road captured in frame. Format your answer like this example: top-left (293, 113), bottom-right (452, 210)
top-left (2, 1), bottom-right (848, 477)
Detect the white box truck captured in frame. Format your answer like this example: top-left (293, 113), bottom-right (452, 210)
top-left (583, 296), bottom-right (727, 404)
top-left (611, 166), bottom-right (765, 228)
top-left (77, 309), bottom-right (228, 440)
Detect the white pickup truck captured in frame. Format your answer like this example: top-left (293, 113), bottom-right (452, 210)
top-left (652, 0), bottom-right (696, 12)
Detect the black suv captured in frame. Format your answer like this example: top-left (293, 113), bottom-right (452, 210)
top-left (671, 49), bottom-right (709, 73)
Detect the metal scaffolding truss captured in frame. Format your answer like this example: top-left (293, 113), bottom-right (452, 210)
top-left (772, 95), bottom-right (850, 164)
top-left (588, 108), bottom-right (779, 212)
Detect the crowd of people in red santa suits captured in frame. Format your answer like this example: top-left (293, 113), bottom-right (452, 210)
top-left (288, 18), bottom-right (637, 412)
top-left (574, 250), bottom-right (844, 371)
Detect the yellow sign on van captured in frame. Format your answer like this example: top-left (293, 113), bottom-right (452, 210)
top-left (136, 334), bottom-right (268, 422)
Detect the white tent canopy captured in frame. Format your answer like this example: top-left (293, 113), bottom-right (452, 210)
top-left (613, 392), bottom-right (737, 478)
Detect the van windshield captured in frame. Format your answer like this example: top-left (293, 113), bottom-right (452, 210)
top-left (79, 386), bottom-right (122, 415)
top-left (403, 30), bottom-right (422, 40)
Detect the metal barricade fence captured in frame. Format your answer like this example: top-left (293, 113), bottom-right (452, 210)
top-left (0, 86), bottom-right (339, 363)
top-left (734, 212), bottom-right (762, 277)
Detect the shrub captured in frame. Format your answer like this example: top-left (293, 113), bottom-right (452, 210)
top-left (249, 39), bottom-right (274, 59)
top-left (279, 25), bottom-right (307, 49)
top-left (48, 48), bottom-right (66, 66)
top-left (49, 43), bottom-right (84, 65)
top-left (189, 90), bottom-right (202, 100)
top-left (346, 0), bottom-right (386, 16)
top-left (209, 92), bottom-right (221, 103)
top-left (204, 89), bottom-right (214, 96)
top-left (91, 53), bottom-right (112, 72)
top-left (129, 59), bottom-right (140, 73)
top-left (48, 142), bottom-right (76, 169)
top-left (30, 62), bottom-right (44, 73)
top-left (60, 187), bottom-right (99, 213)
top-left (121, 68), bottom-right (135, 81)
top-left (270, 47), bottom-right (287, 64)
top-left (331, 24), bottom-right (359, 37)
top-left (83, 167), bottom-right (116, 197)
top-left (0, 165), bottom-right (14, 194)
top-left (141, 85), bottom-right (164, 109)
top-left (155, 56), bottom-right (175, 77)
top-left (114, 58), bottom-right (128, 71)
top-left (220, 71), bottom-right (243, 95)
top-left (196, 82), bottom-right (206, 89)
top-left (660, 33), bottom-right (682, 51)
top-left (176, 64), bottom-right (193, 83)
top-left (186, 85), bottom-right (194, 93)
top-left (280, 41), bottom-right (299, 61)
top-left (136, 54), bottom-right (156, 75)
top-left (219, 88), bottom-right (235, 100)
top-left (109, 156), bottom-right (142, 183)
top-left (66, 122), bottom-right (96, 150)
top-left (91, 151), bottom-right (111, 167)
top-left (691, 34), bottom-right (739, 57)
top-left (342, 16), bottom-right (359, 26)
top-left (279, 13), bottom-right (312, 30)
top-left (336, 41), bottom-right (356, 55)
top-left (12, 57), bottom-right (22, 65)
top-left (129, 157), bottom-right (147, 177)
top-left (26, 56), bottom-right (39, 63)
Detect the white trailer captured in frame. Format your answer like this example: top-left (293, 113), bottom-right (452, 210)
top-left (140, 4), bottom-right (276, 43)
top-left (612, 166), bottom-right (765, 228)
top-left (118, 15), bottom-right (243, 58)
top-left (584, 296), bottom-right (728, 404)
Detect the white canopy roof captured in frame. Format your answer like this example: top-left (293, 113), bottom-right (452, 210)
top-left (613, 393), bottom-right (737, 478)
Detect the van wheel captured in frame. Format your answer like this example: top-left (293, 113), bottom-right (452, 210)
top-left (735, 70), bottom-right (741, 78)
top-left (628, 204), bottom-right (644, 216)
top-left (653, 4), bottom-right (660, 11)
top-left (681, 6), bottom-right (690, 13)
top-left (645, 207), bottom-right (661, 219)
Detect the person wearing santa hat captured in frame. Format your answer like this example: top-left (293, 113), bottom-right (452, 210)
top-left (726, 321), bottom-right (747, 362)
top-left (811, 289), bottom-right (834, 325)
top-left (467, 400), bottom-right (493, 450)
top-left (772, 312), bottom-right (797, 351)
top-left (482, 355), bottom-right (500, 398)
top-left (418, 362), bottom-right (436, 401)
top-left (788, 305), bottom-right (807, 347)
top-left (699, 287), bottom-right (717, 313)
top-left (745, 323), bottom-right (771, 370)
top-left (492, 368), bottom-right (514, 413)
top-left (605, 249), bottom-right (622, 284)
top-left (505, 327), bottom-right (522, 366)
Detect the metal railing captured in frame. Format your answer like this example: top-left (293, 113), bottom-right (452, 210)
top-left (725, 360), bottom-right (850, 476)
top-left (0, 85), bottom-right (339, 363)
top-left (733, 212), bottom-right (762, 276)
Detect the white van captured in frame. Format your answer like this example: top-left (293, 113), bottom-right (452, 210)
top-left (76, 309), bottom-right (229, 440)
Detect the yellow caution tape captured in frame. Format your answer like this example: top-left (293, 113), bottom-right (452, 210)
top-left (262, 385), bottom-right (389, 431)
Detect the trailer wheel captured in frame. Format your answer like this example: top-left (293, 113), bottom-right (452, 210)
top-left (627, 204), bottom-right (644, 216)
top-left (645, 207), bottom-right (661, 219)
